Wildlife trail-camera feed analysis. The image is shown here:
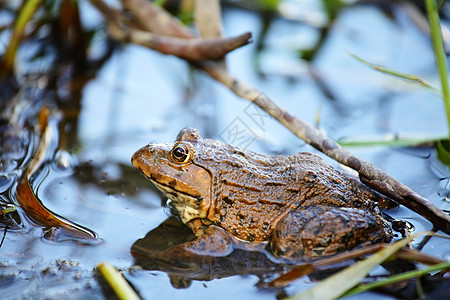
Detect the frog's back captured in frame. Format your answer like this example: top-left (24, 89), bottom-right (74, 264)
top-left (197, 144), bottom-right (377, 209)
top-left (194, 140), bottom-right (379, 242)
top-left (283, 152), bottom-right (379, 210)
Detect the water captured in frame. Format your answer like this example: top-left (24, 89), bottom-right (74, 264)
top-left (1, 2), bottom-right (449, 299)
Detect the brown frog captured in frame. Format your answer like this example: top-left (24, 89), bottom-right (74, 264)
top-left (131, 128), bottom-right (392, 261)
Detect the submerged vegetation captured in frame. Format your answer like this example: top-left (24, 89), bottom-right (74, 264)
top-left (0, 0), bottom-right (449, 299)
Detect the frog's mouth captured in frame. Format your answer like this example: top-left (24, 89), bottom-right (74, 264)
top-left (150, 180), bottom-right (204, 224)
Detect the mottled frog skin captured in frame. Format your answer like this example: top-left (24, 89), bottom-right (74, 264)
top-left (132, 128), bottom-right (392, 260)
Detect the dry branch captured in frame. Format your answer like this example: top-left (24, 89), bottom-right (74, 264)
top-left (109, 25), bottom-right (251, 60)
top-left (91, 0), bottom-right (251, 60)
top-left (122, 0), bottom-right (194, 38)
top-left (195, 0), bottom-right (223, 38)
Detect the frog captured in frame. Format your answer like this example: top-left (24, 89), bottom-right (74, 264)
top-left (131, 128), bottom-right (393, 261)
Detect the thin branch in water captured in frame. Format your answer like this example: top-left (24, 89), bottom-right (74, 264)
top-left (0, 226), bottom-right (8, 248)
top-left (415, 226), bottom-right (437, 250)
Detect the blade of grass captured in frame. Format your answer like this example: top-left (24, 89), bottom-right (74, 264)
top-left (97, 262), bottom-right (141, 300)
top-left (350, 53), bottom-right (440, 94)
top-left (416, 276), bottom-right (425, 300)
top-left (436, 140), bottom-right (450, 165)
top-left (426, 0), bottom-right (450, 144)
top-left (0, 204), bottom-right (17, 215)
top-left (343, 261), bottom-right (450, 298)
top-left (438, 0), bottom-right (447, 9)
top-left (338, 134), bottom-right (446, 148)
top-left (0, 0), bottom-right (43, 77)
top-left (287, 232), bottom-right (432, 300)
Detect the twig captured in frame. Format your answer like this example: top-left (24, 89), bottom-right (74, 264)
top-left (0, 226), bottom-right (8, 248)
top-left (395, 247), bottom-right (447, 265)
top-left (90, 0), bottom-right (252, 61)
top-left (121, 0), bottom-right (193, 38)
top-left (88, 0), bottom-right (122, 24)
top-left (108, 24), bottom-right (252, 61)
top-left (195, 0), bottom-right (223, 38)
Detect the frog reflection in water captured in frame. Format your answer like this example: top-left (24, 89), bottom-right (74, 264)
top-left (131, 128), bottom-right (393, 260)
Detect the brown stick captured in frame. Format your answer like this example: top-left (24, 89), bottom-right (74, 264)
top-left (121, 0), bottom-right (194, 38)
top-left (108, 25), bottom-right (252, 60)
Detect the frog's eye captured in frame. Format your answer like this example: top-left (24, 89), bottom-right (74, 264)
top-left (171, 143), bottom-right (191, 164)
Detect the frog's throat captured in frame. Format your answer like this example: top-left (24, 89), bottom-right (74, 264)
top-left (151, 180), bottom-right (205, 223)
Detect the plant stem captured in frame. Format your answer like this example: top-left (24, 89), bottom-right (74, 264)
top-left (343, 261), bottom-right (450, 297)
top-left (0, 0), bottom-right (43, 77)
top-left (426, 0), bottom-right (450, 143)
top-left (96, 263), bottom-right (140, 300)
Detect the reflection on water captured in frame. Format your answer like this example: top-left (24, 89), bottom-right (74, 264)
top-left (0, 1), bottom-right (450, 299)
top-left (131, 218), bottom-right (284, 289)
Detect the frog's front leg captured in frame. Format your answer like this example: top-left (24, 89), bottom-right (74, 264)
top-left (162, 219), bottom-right (234, 258)
top-left (270, 205), bottom-right (392, 259)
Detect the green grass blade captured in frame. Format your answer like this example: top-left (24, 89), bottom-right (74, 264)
top-left (343, 261), bottom-right (450, 298)
top-left (287, 232), bottom-right (432, 300)
top-left (338, 134), bottom-right (445, 148)
top-left (97, 262), bottom-right (141, 300)
top-left (426, 0), bottom-right (450, 142)
top-left (0, 204), bottom-right (17, 215)
top-left (0, 0), bottom-right (43, 76)
top-left (350, 53), bottom-right (440, 94)
top-left (436, 140), bottom-right (450, 165)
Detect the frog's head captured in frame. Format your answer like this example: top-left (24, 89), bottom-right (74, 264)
top-left (131, 128), bottom-right (212, 224)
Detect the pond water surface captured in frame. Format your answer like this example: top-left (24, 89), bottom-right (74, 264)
top-left (1, 2), bottom-right (450, 299)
